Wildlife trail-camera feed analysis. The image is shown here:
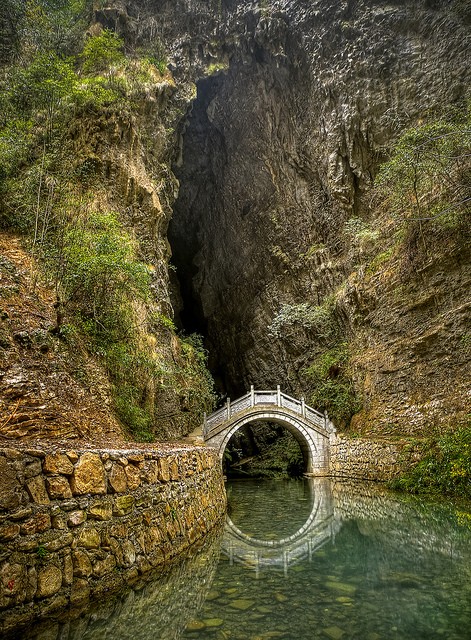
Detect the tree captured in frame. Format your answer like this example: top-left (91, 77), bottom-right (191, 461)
top-left (375, 113), bottom-right (471, 225)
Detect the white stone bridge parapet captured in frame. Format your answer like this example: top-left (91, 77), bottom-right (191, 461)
top-left (203, 386), bottom-right (336, 475)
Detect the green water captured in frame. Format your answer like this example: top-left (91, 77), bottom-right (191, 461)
top-left (15, 479), bottom-right (471, 640)
top-left (181, 479), bottom-right (471, 640)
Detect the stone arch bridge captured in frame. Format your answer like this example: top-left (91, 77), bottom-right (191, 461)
top-left (203, 387), bottom-right (336, 475)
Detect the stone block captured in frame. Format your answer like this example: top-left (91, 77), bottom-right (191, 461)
top-left (26, 476), bottom-right (50, 505)
top-left (43, 453), bottom-right (74, 476)
top-left (51, 514), bottom-right (68, 530)
top-left (66, 451), bottom-right (79, 464)
top-left (144, 460), bottom-right (159, 484)
top-left (88, 500), bottom-right (112, 521)
top-left (93, 554), bottom-right (116, 577)
top-left (21, 513), bottom-right (51, 535)
top-left (0, 562), bottom-right (25, 599)
top-left (44, 532), bottom-right (73, 552)
top-left (63, 554), bottom-right (73, 586)
top-left (109, 464), bottom-right (128, 493)
top-left (76, 527), bottom-right (100, 549)
top-left (46, 476), bottom-right (72, 500)
top-left (70, 578), bottom-right (90, 603)
top-left (25, 567), bottom-right (37, 601)
top-left (37, 565), bottom-right (62, 599)
top-left (70, 453), bottom-right (106, 495)
top-left (72, 550), bottom-right (92, 577)
top-left (0, 523), bottom-right (20, 541)
top-left (128, 454), bottom-right (144, 464)
top-left (170, 459), bottom-right (179, 481)
top-left (159, 458), bottom-right (170, 482)
top-left (0, 456), bottom-right (21, 510)
top-left (67, 510), bottom-right (86, 527)
top-left (10, 506), bottom-right (32, 521)
top-left (24, 459), bottom-right (42, 479)
top-left (121, 540), bottom-right (136, 566)
top-left (124, 464), bottom-right (141, 490)
top-left (113, 495), bottom-right (134, 516)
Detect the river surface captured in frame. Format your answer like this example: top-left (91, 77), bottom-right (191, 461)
top-left (18, 479), bottom-right (471, 640)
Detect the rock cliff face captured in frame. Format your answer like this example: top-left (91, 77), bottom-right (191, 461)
top-left (2, 1), bottom-right (468, 441)
top-left (120, 0), bottom-right (469, 436)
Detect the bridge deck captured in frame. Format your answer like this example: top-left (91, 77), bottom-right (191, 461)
top-left (203, 386), bottom-right (335, 438)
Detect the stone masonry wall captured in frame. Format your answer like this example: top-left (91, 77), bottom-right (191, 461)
top-left (329, 436), bottom-right (420, 481)
top-left (0, 445), bottom-right (226, 635)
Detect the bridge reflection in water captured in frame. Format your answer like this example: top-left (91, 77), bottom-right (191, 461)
top-left (221, 478), bottom-right (341, 578)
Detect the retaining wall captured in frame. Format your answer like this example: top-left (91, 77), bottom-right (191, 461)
top-left (0, 445), bottom-right (226, 635)
top-left (329, 435), bottom-right (420, 481)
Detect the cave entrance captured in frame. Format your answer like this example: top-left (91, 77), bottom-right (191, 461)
top-left (223, 421), bottom-right (306, 479)
top-left (167, 48), bottom-right (303, 398)
top-left (168, 69), bottom-right (233, 395)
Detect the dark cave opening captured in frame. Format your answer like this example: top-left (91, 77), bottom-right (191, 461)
top-left (168, 69), bottom-right (237, 396)
top-left (167, 46), bottom-right (317, 403)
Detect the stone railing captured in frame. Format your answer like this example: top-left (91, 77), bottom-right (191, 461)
top-left (203, 386), bottom-right (334, 436)
top-left (0, 445), bottom-right (226, 636)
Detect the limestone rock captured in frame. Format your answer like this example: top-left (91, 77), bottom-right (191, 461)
top-left (67, 510), bottom-right (86, 527)
top-left (0, 523), bottom-right (20, 541)
top-left (70, 578), bottom-right (90, 603)
top-left (71, 453), bottom-right (106, 495)
top-left (88, 500), bottom-right (112, 521)
top-left (43, 453), bottom-right (74, 476)
top-left (37, 565), bottom-right (62, 598)
top-left (109, 463), bottom-right (128, 493)
top-left (124, 464), bottom-right (141, 490)
top-left (72, 550), bottom-right (92, 578)
top-left (76, 527), bottom-right (100, 549)
top-left (113, 495), bottom-right (134, 516)
top-left (26, 476), bottom-right (50, 505)
top-left (46, 476), bottom-right (72, 500)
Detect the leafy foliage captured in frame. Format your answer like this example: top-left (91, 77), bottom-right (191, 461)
top-left (59, 210), bottom-right (150, 332)
top-left (81, 29), bottom-right (124, 74)
top-left (391, 419), bottom-right (471, 499)
top-left (375, 112), bottom-right (471, 226)
top-left (304, 343), bottom-right (361, 426)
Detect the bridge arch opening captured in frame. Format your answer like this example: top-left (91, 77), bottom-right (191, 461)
top-left (204, 389), bottom-right (334, 476)
top-left (223, 420), bottom-right (307, 478)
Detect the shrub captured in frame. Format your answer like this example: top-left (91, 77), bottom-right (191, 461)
top-left (375, 112), bottom-right (471, 227)
top-left (81, 29), bottom-right (125, 74)
top-left (59, 210), bottom-right (150, 334)
top-left (391, 419), bottom-right (471, 499)
top-left (304, 343), bottom-right (360, 426)
top-left (268, 297), bottom-right (338, 340)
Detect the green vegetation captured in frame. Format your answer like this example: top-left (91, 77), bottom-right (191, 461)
top-left (0, 0), bottom-right (215, 439)
top-left (268, 297), bottom-right (338, 341)
top-left (343, 217), bottom-right (379, 244)
top-left (376, 112), bottom-right (470, 226)
top-left (36, 544), bottom-right (48, 559)
top-left (304, 343), bottom-right (361, 426)
top-left (81, 29), bottom-right (124, 73)
top-left (391, 419), bottom-right (471, 499)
